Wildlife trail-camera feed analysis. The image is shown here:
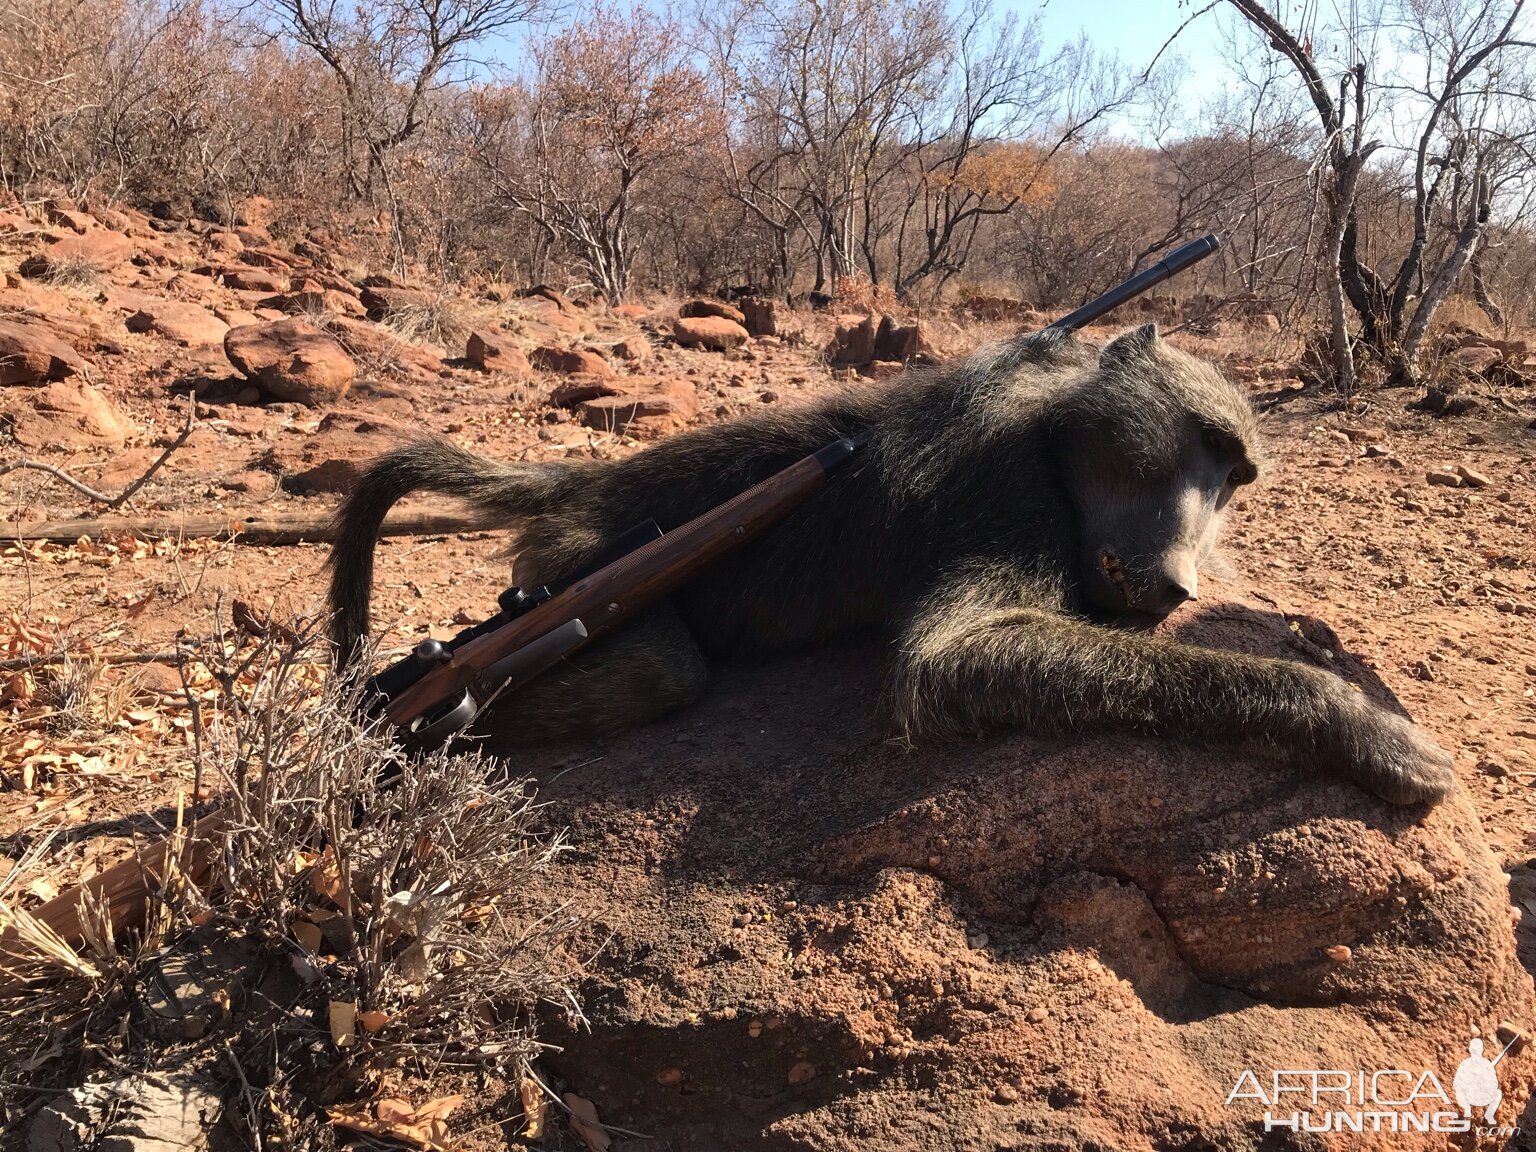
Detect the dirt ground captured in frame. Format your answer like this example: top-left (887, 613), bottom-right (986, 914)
top-left (2, 238), bottom-right (1535, 1146)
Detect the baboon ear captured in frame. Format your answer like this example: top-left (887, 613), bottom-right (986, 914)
top-left (1100, 323), bottom-right (1161, 367)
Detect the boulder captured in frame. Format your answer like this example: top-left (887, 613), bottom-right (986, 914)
top-left (44, 205), bottom-right (95, 233)
top-left (266, 411), bottom-right (410, 494)
top-left (325, 316), bottom-right (444, 379)
top-left (0, 320), bottom-right (83, 385)
top-left (530, 345), bottom-right (613, 377)
top-left (466, 330), bottom-right (531, 375)
top-left (672, 316), bottom-right (749, 352)
top-left (548, 375), bottom-right (622, 407)
top-left (125, 300), bottom-right (229, 347)
top-left (576, 379), bottom-right (698, 435)
top-left (224, 318), bottom-right (356, 406)
top-left (220, 267), bottom-right (286, 293)
top-left (739, 296), bottom-right (778, 338)
top-left (872, 314), bottom-right (924, 362)
top-left (680, 298), bottom-right (747, 325)
top-left (20, 230), bottom-right (134, 276)
top-left (612, 335), bottom-right (650, 361)
top-left (513, 582), bottom-right (1535, 1150)
top-left (827, 312), bottom-right (876, 366)
top-left (518, 284), bottom-right (578, 314)
top-left (0, 381), bottom-right (132, 449)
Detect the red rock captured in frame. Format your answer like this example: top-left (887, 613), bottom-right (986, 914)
top-left (519, 284), bottom-right (577, 313)
top-left (0, 380), bottom-right (132, 448)
top-left (126, 300), bottom-right (229, 347)
top-left (872, 315), bottom-right (925, 362)
top-left (466, 330), bottom-right (531, 375)
top-left (827, 313), bottom-right (877, 366)
top-left (224, 318), bottom-right (356, 406)
top-left (613, 303), bottom-right (649, 320)
top-left (44, 206), bottom-right (95, 233)
top-left (672, 316), bottom-right (749, 352)
top-left (0, 211), bottom-right (31, 235)
top-left (0, 319), bottom-right (83, 385)
top-left (680, 299), bottom-right (746, 325)
top-left (860, 359), bottom-right (905, 380)
top-left (271, 412), bottom-right (411, 493)
top-left (739, 297), bottom-right (778, 337)
top-left (326, 316), bottom-right (444, 379)
top-left (612, 335), bottom-right (651, 361)
top-left (206, 231), bottom-right (244, 256)
top-left (530, 345), bottom-right (614, 377)
top-left (577, 383), bottom-right (699, 434)
top-left (21, 229), bottom-right (135, 275)
top-left (221, 267), bottom-right (287, 293)
top-left (549, 374), bottom-right (622, 407)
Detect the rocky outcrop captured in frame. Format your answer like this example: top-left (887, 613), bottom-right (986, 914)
top-left (0, 381), bottom-right (133, 449)
top-left (515, 583), bottom-right (1535, 1151)
top-left (224, 318), bottom-right (356, 406)
top-left (0, 320), bottom-right (83, 385)
top-left (125, 300), bottom-right (229, 347)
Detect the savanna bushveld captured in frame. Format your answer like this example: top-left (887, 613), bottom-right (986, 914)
top-left (0, 0), bottom-right (1534, 1149)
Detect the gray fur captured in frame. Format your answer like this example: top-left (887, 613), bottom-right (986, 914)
top-left (327, 324), bottom-right (1453, 805)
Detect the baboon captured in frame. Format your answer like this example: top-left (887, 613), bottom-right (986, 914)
top-left (329, 323), bottom-right (1453, 806)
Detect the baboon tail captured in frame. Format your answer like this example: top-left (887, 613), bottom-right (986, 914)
top-left (326, 436), bottom-right (575, 667)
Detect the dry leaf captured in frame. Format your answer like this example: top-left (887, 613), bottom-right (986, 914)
top-left (291, 919), bottom-right (322, 954)
top-left (328, 1000), bottom-right (357, 1048)
top-left (519, 1078), bottom-right (547, 1138)
top-left (563, 1092), bottom-right (611, 1152)
top-left (376, 1098), bottom-right (416, 1125)
top-left (359, 1009), bottom-right (390, 1034)
top-left (414, 1096), bottom-right (462, 1124)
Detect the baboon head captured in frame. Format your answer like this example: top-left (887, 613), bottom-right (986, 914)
top-left (1053, 324), bottom-right (1261, 621)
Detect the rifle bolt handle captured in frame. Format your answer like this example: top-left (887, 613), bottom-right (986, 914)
top-left (414, 638), bottom-right (450, 665)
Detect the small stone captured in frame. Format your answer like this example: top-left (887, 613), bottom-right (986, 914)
top-left (1478, 759), bottom-right (1509, 778)
top-left (748, 1020), bottom-right (763, 1038)
top-left (1026, 1006), bottom-right (1049, 1023)
top-left (994, 1084), bottom-right (1020, 1104)
top-left (1455, 464), bottom-right (1491, 488)
top-left (787, 1061), bottom-right (817, 1085)
top-left (1364, 444), bottom-right (1389, 458)
top-left (655, 1067), bottom-right (685, 1086)
top-left (1324, 944), bottom-right (1352, 962)
top-left (968, 932), bottom-right (990, 949)
top-left (1426, 470), bottom-right (1463, 488)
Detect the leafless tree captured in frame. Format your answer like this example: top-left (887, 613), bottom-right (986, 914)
top-left (470, 4), bottom-right (717, 302)
top-left (1223, 0), bottom-right (1536, 391)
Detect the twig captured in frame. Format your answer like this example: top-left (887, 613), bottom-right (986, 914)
top-left (0, 397), bottom-right (196, 509)
top-left (0, 650), bottom-right (188, 673)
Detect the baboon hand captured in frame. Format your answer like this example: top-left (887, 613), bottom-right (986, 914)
top-left (1330, 689), bottom-right (1455, 806)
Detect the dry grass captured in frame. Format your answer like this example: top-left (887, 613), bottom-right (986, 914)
top-left (36, 252), bottom-right (102, 291)
top-left (380, 289), bottom-right (480, 350)
top-left (1, 611), bottom-right (581, 1148)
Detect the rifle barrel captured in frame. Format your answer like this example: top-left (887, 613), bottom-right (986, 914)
top-left (1047, 234), bottom-right (1220, 333)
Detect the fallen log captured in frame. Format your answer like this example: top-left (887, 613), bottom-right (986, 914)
top-left (0, 809), bottom-right (228, 974)
top-left (4, 508), bottom-right (485, 546)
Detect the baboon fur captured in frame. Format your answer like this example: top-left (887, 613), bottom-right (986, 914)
top-left (329, 324), bottom-right (1453, 806)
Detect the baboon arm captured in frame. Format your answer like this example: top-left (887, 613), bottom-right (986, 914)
top-left (890, 572), bottom-right (1453, 805)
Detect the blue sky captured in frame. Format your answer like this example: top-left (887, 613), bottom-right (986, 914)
top-left (1032, 0), bottom-right (1231, 111)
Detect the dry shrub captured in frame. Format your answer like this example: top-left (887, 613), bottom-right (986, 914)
top-left (379, 289), bottom-right (483, 349)
top-left (36, 252), bottom-right (101, 290)
top-left (1, 613), bottom-right (581, 1147)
